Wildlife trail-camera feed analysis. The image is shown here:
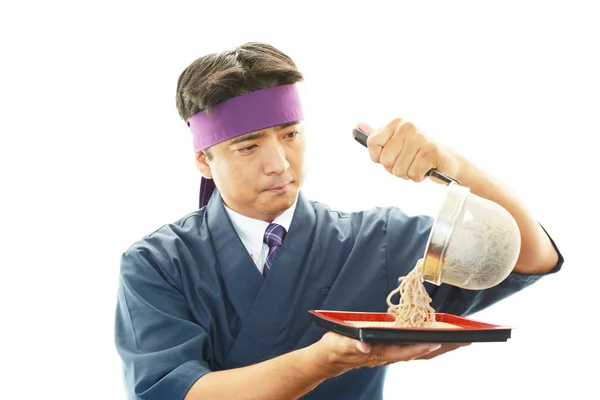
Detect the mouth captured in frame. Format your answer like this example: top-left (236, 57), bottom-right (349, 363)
top-left (265, 182), bottom-right (292, 193)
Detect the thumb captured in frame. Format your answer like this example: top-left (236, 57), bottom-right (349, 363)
top-left (356, 121), bottom-right (376, 136)
top-left (355, 340), bottom-right (371, 353)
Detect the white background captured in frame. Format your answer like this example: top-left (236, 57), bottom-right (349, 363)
top-left (1, 1), bottom-right (598, 399)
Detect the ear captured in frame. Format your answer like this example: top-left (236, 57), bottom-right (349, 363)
top-left (194, 151), bottom-right (213, 179)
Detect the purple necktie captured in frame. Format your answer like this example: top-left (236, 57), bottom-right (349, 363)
top-left (263, 223), bottom-right (287, 277)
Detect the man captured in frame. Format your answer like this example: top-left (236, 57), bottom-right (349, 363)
top-left (114, 42), bottom-right (562, 400)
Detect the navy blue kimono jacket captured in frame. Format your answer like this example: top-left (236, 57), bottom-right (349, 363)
top-left (115, 190), bottom-right (562, 399)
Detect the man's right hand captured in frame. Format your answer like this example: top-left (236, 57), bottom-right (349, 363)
top-left (308, 331), bottom-right (467, 378)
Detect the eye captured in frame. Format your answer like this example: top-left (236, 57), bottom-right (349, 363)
top-left (238, 144), bottom-right (258, 153)
top-left (285, 130), bottom-right (299, 139)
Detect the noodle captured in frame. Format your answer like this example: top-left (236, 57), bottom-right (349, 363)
top-left (386, 258), bottom-right (436, 327)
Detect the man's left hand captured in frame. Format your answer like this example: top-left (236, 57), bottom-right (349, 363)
top-left (358, 119), bottom-right (462, 184)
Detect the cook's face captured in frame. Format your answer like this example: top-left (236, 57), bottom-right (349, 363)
top-left (196, 122), bottom-right (306, 222)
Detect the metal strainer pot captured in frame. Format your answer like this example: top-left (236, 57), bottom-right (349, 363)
top-left (353, 129), bottom-right (521, 290)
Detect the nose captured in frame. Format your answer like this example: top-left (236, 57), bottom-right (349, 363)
top-left (263, 140), bottom-right (290, 175)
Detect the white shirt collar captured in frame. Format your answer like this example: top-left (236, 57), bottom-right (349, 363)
top-left (224, 198), bottom-right (297, 262)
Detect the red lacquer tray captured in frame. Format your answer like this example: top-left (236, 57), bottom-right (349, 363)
top-left (309, 310), bottom-right (513, 343)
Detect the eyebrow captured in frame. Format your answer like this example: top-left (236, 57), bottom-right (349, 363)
top-left (228, 121), bottom-right (300, 146)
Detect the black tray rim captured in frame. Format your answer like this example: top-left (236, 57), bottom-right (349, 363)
top-left (309, 310), bottom-right (513, 343)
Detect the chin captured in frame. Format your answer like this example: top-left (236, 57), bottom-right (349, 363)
top-left (260, 187), bottom-right (298, 213)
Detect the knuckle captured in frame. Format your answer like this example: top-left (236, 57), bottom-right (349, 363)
top-left (380, 154), bottom-right (395, 169)
top-left (393, 164), bottom-right (407, 179)
top-left (399, 121), bottom-right (416, 134)
top-left (407, 170), bottom-right (423, 181)
top-left (383, 165), bottom-right (395, 175)
top-left (367, 130), bottom-right (387, 148)
top-left (369, 353), bottom-right (385, 367)
top-left (388, 117), bottom-right (404, 128)
top-left (338, 338), bottom-right (355, 354)
top-left (365, 132), bottom-right (378, 146)
top-left (422, 142), bottom-right (440, 159)
top-left (368, 149), bottom-right (380, 163)
top-left (345, 344), bottom-right (356, 355)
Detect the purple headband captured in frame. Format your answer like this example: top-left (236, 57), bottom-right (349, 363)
top-left (186, 84), bottom-right (304, 208)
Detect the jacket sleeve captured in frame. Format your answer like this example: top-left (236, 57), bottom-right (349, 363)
top-left (115, 246), bottom-right (211, 400)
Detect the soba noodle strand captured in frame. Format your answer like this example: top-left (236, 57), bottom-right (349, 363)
top-left (386, 258), bottom-right (436, 327)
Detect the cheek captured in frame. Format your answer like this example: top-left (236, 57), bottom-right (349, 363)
top-left (221, 165), bottom-right (243, 186)
top-left (289, 145), bottom-right (307, 176)
top-left (211, 161), bottom-right (238, 192)
top-left (218, 161), bottom-right (260, 195)
top-left (293, 157), bottom-right (306, 177)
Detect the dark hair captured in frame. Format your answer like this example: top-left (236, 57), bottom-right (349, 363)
top-left (176, 42), bottom-right (304, 121)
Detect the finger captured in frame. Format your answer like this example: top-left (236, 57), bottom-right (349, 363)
top-left (406, 148), bottom-right (431, 182)
top-left (367, 118), bottom-right (404, 147)
top-left (332, 334), bottom-right (372, 356)
top-left (322, 332), bottom-right (355, 354)
top-left (415, 343), bottom-right (472, 360)
top-left (355, 341), bottom-right (371, 354)
top-left (355, 121), bottom-right (383, 163)
top-left (356, 121), bottom-right (376, 135)
top-left (381, 121), bottom-right (419, 176)
top-left (367, 132), bottom-right (387, 165)
top-left (416, 141), bottom-right (443, 183)
top-left (393, 138), bottom-right (426, 180)
top-left (378, 123), bottom-right (410, 173)
top-left (366, 118), bottom-right (403, 165)
top-left (370, 343), bottom-right (441, 366)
